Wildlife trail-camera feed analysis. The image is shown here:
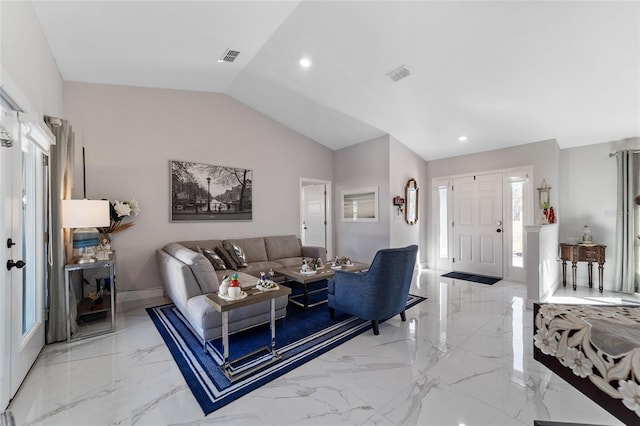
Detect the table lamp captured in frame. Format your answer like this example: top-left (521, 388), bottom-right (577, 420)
top-left (62, 199), bottom-right (110, 263)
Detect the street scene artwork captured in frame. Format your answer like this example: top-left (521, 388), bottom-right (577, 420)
top-left (170, 160), bottom-right (252, 221)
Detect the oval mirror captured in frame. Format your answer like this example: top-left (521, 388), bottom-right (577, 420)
top-left (405, 178), bottom-right (419, 225)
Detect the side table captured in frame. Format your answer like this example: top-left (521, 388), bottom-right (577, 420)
top-left (559, 243), bottom-right (606, 292)
top-left (65, 253), bottom-right (116, 342)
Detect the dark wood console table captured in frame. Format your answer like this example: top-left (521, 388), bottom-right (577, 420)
top-left (559, 243), bottom-right (606, 292)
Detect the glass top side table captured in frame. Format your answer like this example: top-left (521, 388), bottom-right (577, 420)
top-left (64, 252), bottom-right (116, 342)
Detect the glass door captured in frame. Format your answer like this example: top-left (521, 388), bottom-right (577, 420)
top-left (0, 109), bottom-right (13, 409)
top-left (1, 110), bottom-right (49, 408)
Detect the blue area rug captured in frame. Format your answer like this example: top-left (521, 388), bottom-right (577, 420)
top-left (147, 292), bottom-right (426, 415)
top-left (441, 271), bottom-right (501, 285)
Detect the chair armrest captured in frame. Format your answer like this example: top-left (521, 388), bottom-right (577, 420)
top-left (301, 245), bottom-right (327, 261)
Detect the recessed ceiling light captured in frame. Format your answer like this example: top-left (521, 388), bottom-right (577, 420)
top-left (299, 57), bottom-right (312, 68)
top-left (458, 136), bottom-right (468, 142)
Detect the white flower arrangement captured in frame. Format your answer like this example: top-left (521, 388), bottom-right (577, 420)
top-left (98, 199), bottom-right (141, 234)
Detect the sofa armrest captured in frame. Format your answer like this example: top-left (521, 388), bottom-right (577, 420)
top-left (301, 245), bottom-right (327, 261)
top-left (156, 248), bottom-right (203, 316)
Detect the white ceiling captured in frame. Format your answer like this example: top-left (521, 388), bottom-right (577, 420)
top-left (32, 1), bottom-right (640, 160)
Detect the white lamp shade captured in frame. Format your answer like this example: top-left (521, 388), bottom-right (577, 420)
top-left (62, 199), bottom-right (110, 228)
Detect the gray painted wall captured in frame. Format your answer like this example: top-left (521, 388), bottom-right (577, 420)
top-left (389, 136), bottom-right (426, 263)
top-left (334, 135), bottom-right (390, 263)
top-left (0, 1), bottom-right (63, 118)
top-left (64, 82), bottom-right (334, 292)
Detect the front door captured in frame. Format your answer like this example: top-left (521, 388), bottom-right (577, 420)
top-left (453, 173), bottom-right (503, 277)
top-left (1, 109), bottom-right (48, 408)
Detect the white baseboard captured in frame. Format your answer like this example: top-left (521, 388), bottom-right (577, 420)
top-left (117, 287), bottom-right (164, 305)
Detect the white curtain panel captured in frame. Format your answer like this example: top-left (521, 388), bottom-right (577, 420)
top-left (614, 150), bottom-right (640, 293)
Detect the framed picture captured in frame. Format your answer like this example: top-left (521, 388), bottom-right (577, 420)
top-left (341, 187), bottom-right (378, 222)
top-left (170, 160), bottom-right (252, 222)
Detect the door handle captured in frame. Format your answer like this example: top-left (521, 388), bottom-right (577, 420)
top-left (7, 259), bottom-right (26, 271)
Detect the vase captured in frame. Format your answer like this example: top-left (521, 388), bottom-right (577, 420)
top-left (99, 233), bottom-right (112, 251)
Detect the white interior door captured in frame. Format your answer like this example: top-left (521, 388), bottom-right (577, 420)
top-left (302, 184), bottom-right (326, 248)
top-left (453, 173), bottom-right (503, 277)
top-left (1, 110), bottom-right (47, 408)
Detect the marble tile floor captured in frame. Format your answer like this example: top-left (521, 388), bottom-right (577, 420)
top-left (7, 270), bottom-right (626, 426)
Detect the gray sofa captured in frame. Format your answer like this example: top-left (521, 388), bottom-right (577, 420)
top-left (156, 235), bottom-right (326, 344)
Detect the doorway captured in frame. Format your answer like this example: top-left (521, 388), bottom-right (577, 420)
top-left (300, 178), bottom-right (332, 260)
top-left (452, 173), bottom-right (504, 277)
top-left (1, 108), bottom-right (50, 409)
top-left (435, 167), bottom-right (532, 281)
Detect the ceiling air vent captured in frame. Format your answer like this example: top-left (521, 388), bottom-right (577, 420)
top-left (218, 49), bottom-right (240, 63)
top-left (386, 65), bottom-right (411, 82)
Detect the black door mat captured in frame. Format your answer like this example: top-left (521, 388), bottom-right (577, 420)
top-left (441, 271), bottom-right (501, 285)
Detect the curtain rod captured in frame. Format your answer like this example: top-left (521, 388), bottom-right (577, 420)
top-left (609, 150), bottom-right (640, 157)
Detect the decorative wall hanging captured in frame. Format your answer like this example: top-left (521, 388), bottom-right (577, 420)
top-left (170, 160), bottom-right (252, 222)
top-left (405, 178), bottom-right (419, 225)
top-left (341, 187), bottom-right (378, 222)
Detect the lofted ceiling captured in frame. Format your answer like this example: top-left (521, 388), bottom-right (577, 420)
top-left (31, 1), bottom-right (640, 161)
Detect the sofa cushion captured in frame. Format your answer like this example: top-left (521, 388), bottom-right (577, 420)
top-left (215, 246), bottom-right (238, 270)
top-left (223, 240), bottom-right (249, 267)
top-left (215, 270), bottom-right (256, 285)
top-left (227, 237), bottom-right (268, 263)
top-left (276, 257), bottom-right (305, 268)
top-left (201, 248), bottom-right (227, 270)
top-left (187, 293), bottom-right (289, 336)
top-left (264, 235), bottom-right (301, 260)
top-left (162, 243), bottom-right (219, 294)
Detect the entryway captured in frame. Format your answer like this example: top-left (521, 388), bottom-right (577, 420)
top-left (434, 167), bottom-right (532, 282)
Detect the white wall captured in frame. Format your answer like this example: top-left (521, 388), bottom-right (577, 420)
top-left (334, 135), bottom-right (390, 263)
top-left (0, 1), bottom-right (63, 118)
top-left (424, 139), bottom-right (561, 269)
top-left (63, 82), bottom-right (334, 292)
top-left (389, 136), bottom-right (426, 264)
top-left (559, 137), bottom-right (640, 290)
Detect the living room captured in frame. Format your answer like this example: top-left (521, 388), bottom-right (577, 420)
top-left (2, 1), bottom-right (639, 425)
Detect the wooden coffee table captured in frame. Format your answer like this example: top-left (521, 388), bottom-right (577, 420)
top-left (273, 262), bottom-right (369, 308)
top-left (207, 285), bottom-right (291, 381)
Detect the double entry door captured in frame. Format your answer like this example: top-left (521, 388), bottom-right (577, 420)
top-left (452, 173), bottom-right (503, 278)
top-left (1, 109), bottom-right (49, 409)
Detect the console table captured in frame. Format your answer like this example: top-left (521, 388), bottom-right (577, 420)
top-left (559, 243), bottom-right (606, 292)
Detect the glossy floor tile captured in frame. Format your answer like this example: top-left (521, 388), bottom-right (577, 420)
top-left (7, 271), bottom-right (625, 425)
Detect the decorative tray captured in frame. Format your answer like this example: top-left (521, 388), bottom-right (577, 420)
top-left (218, 291), bottom-right (247, 301)
top-left (256, 280), bottom-right (279, 291)
top-left (331, 263), bottom-right (353, 270)
top-left (300, 270), bottom-right (318, 275)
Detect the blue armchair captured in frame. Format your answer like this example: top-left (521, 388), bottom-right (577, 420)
top-left (327, 245), bottom-right (418, 335)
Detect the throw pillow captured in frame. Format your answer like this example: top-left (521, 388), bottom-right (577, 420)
top-left (201, 248), bottom-right (227, 271)
top-left (223, 241), bottom-right (249, 268)
top-left (214, 246), bottom-right (238, 270)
